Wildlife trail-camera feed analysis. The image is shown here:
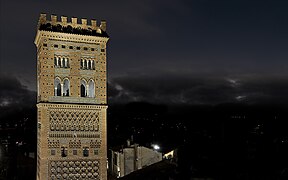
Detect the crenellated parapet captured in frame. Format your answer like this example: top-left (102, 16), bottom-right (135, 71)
top-left (37, 13), bottom-right (108, 37)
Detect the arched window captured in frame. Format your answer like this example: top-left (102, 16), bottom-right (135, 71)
top-left (64, 58), bottom-right (68, 68)
top-left (87, 60), bottom-right (91, 70)
top-left (80, 79), bottom-right (87, 97)
top-left (58, 57), bottom-right (61, 67)
top-left (84, 60), bottom-right (87, 69)
top-left (66, 58), bottom-right (70, 68)
top-left (54, 57), bottom-right (57, 66)
top-left (91, 60), bottom-right (95, 70)
top-left (63, 79), bottom-right (70, 96)
top-left (61, 57), bottom-right (65, 68)
top-left (80, 59), bottom-right (84, 69)
top-left (88, 80), bottom-right (95, 97)
top-left (54, 78), bottom-right (61, 96)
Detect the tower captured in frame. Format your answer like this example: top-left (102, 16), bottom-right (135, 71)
top-left (34, 14), bottom-right (109, 180)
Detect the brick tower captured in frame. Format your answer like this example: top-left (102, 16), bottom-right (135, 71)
top-left (34, 13), bottom-right (109, 180)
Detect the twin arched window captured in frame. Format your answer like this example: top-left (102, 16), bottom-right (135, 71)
top-left (54, 77), bottom-right (95, 98)
top-left (54, 77), bottom-right (70, 96)
top-left (80, 79), bottom-right (95, 98)
top-left (54, 56), bottom-right (69, 68)
top-left (80, 59), bottom-right (95, 70)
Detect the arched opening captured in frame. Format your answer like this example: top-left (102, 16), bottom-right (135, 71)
top-left (88, 80), bottom-right (95, 97)
top-left (54, 57), bottom-right (57, 66)
top-left (61, 57), bottom-right (65, 68)
top-left (84, 60), bottom-right (87, 69)
top-left (80, 59), bottom-right (84, 69)
top-left (91, 60), bottom-right (95, 70)
top-left (64, 58), bottom-right (68, 68)
top-left (63, 79), bottom-right (70, 96)
top-left (80, 80), bottom-right (87, 97)
top-left (66, 58), bottom-right (70, 68)
top-left (57, 57), bottom-right (61, 67)
top-left (54, 78), bottom-right (61, 96)
top-left (88, 60), bottom-right (91, 70)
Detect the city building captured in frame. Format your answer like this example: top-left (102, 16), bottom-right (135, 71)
top-left (34, 13), bottom-right (109, 180)
top-left (109, 141), bottom-right (163, 178)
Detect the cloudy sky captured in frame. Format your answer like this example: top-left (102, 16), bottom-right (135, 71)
top-left (1, 0), bottom-right (288, 106)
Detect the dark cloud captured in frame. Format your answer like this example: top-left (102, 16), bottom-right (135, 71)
top-left (108, 73), bottom-right (288, 106)
top-left (0, 74), bottom-right (36, 108)
top-left (1, 0), bottom-right (288, 90)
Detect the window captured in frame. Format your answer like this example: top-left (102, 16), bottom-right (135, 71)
top-left (63, 79), bottom-right (70, 96)
top-left (91, 60), bottom-right (95, 70)
top-left (43, 43), bottom-right (47, 47)
top-left (54, 78), bottom-right (61, 96)
top-left (80, 59), bottom-right (84, 69)
top-left (55, 56), bottom-right (69, 68)
top-left (54, 44), bottom-right (58, 48)
top-left (91, 48), bottom-right (95, 51)
top-left (62, 45), bottom-right (66, 48)
top-left (88, 60), bottom-right (92, 70)
top-left (51, 149), bottom-right (56, 155)
top-left (80, 80), bottom-right (87, 97)
top-left (88, 80), bottom-right (95, 98)
top-left (84, 60), bottom-right (87, 69)
top-left (76, 47), bottom-right (80, 50)
top-left (64, 58), bottom-right (68, 68)
top-left (73, 150), bottom-right (77, 155)
top-left (80, 59), bottom-right (95, 70)
top-left (54, 57), bottom-right (58, 66)
top-left (61, 58), bottom-right (65, 68)
top-left (58, 57), bottom-right (61, 67)
top-left (84, 47), bottom-right (88, 50)
top-left (69, 46), bottom-right (73, 49)
top-left (101, 49), bottom-right (105, 52)
top-left (94, 149), bottom-right (98, 155)
top-left (83, 147), bottom-right (89, 157)
top-left (61, 147), bottom-right (68, 157)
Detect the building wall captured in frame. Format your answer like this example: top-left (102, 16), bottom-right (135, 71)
top-left (35, 14), bottom-right (109, 180)
top-left (110, 145), bottom-right (163, 178)
top-left (138, 146), bottom-right (162, 169)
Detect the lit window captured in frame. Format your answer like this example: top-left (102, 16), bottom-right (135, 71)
top-left (63, 79), bottom-right (70, 96)
top-left (54, 78), bottom-right (61, 96)
top-left (88, 80), bottom-right (95, 98)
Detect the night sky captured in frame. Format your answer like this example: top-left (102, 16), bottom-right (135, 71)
top-left (1, 0), bottom-right (288, 106)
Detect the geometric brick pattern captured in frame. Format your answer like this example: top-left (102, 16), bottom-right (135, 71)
top-left (49, 109), bottom-right (100, 132)
top-left (49, 160), bottom-right (100, 180)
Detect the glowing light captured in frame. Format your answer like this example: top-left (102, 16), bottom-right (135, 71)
top-left (152, 144), bottom-right (160, 150)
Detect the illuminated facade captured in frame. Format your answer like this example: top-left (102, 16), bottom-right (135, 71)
top-left (34, 13), bottom-right (109, 180)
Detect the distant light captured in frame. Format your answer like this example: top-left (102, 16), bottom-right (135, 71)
top-left (152, 144), bottom-right (160, 150)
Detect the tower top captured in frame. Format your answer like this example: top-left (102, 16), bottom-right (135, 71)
top-left (37, 13), bottom-right (108, 38)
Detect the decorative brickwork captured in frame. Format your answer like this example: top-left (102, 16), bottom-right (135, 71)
top-left (49, 160), bottom-right (100, 180)
top-left (49, 109), bottom-right (100, 132)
